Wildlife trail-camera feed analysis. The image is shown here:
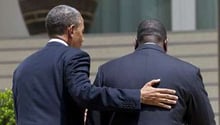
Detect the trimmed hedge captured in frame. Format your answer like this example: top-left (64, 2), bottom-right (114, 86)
top-left (0, 89), bottom-right (15, 125)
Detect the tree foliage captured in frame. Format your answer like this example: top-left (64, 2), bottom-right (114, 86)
top-left (0, 89), bottom-right (15, 125)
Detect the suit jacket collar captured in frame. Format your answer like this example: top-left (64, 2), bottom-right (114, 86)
top-left (135, 44), bottom-right (165, 53)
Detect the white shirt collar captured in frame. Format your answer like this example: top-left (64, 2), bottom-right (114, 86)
top-left (48, 38), bottom-right (68, 46)
top-left (144, 42), bottom-right (156, 45)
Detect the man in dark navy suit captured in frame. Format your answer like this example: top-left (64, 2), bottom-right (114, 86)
top-left (12, 5), bottom-right (178, 125)
top-left (86, 19), bottom-right (216, 125)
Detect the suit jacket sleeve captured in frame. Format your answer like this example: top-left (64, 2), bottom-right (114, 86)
top-left (64, 50), bottom-right (141, 111)
top-left (185, 69), bottom-right (216, 125)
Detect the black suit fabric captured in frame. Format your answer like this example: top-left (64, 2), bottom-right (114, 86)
top-left (86, 44), bottom-right (215, 125)
top-left (12, 41), bottom-right (141, 125)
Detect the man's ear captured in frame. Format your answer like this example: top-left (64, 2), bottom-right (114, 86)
top-left (163, 38), bottom-right (168, 52)
top-left (133, 38), bottom-right (139, 50)
top-left (68, 24), bottom-right (76, 37)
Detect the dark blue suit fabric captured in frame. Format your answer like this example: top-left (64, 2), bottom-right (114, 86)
top-left (12, 42), bottom-right (141, 125)
top-left (86, 44), bottom-right (216, 125)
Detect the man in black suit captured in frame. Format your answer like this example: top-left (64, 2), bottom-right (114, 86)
top-left (86, 19), bottom-right (216, 125)
top-left (12, 5), bottom-right (178, 125)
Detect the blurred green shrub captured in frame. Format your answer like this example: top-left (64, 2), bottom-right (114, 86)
top-left (0, 89), bottom-right (15, 125)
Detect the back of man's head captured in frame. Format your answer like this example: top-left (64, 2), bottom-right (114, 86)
top-left (45, 5), bottom-right (81, 37)
top-left (136, 19), bottom-right (167, 44)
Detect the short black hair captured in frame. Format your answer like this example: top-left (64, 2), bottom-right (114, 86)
top-left (136, 19), bottom-right (167, 43)
top-left (45, 5), bottom-right (81, 36)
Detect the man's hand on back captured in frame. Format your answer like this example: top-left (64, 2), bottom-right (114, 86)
top-left (140, 79), bottom-right (178, 109)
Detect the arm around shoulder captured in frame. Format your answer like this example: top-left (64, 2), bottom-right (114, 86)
top-left (64, 50), bottom-right (141, 111)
